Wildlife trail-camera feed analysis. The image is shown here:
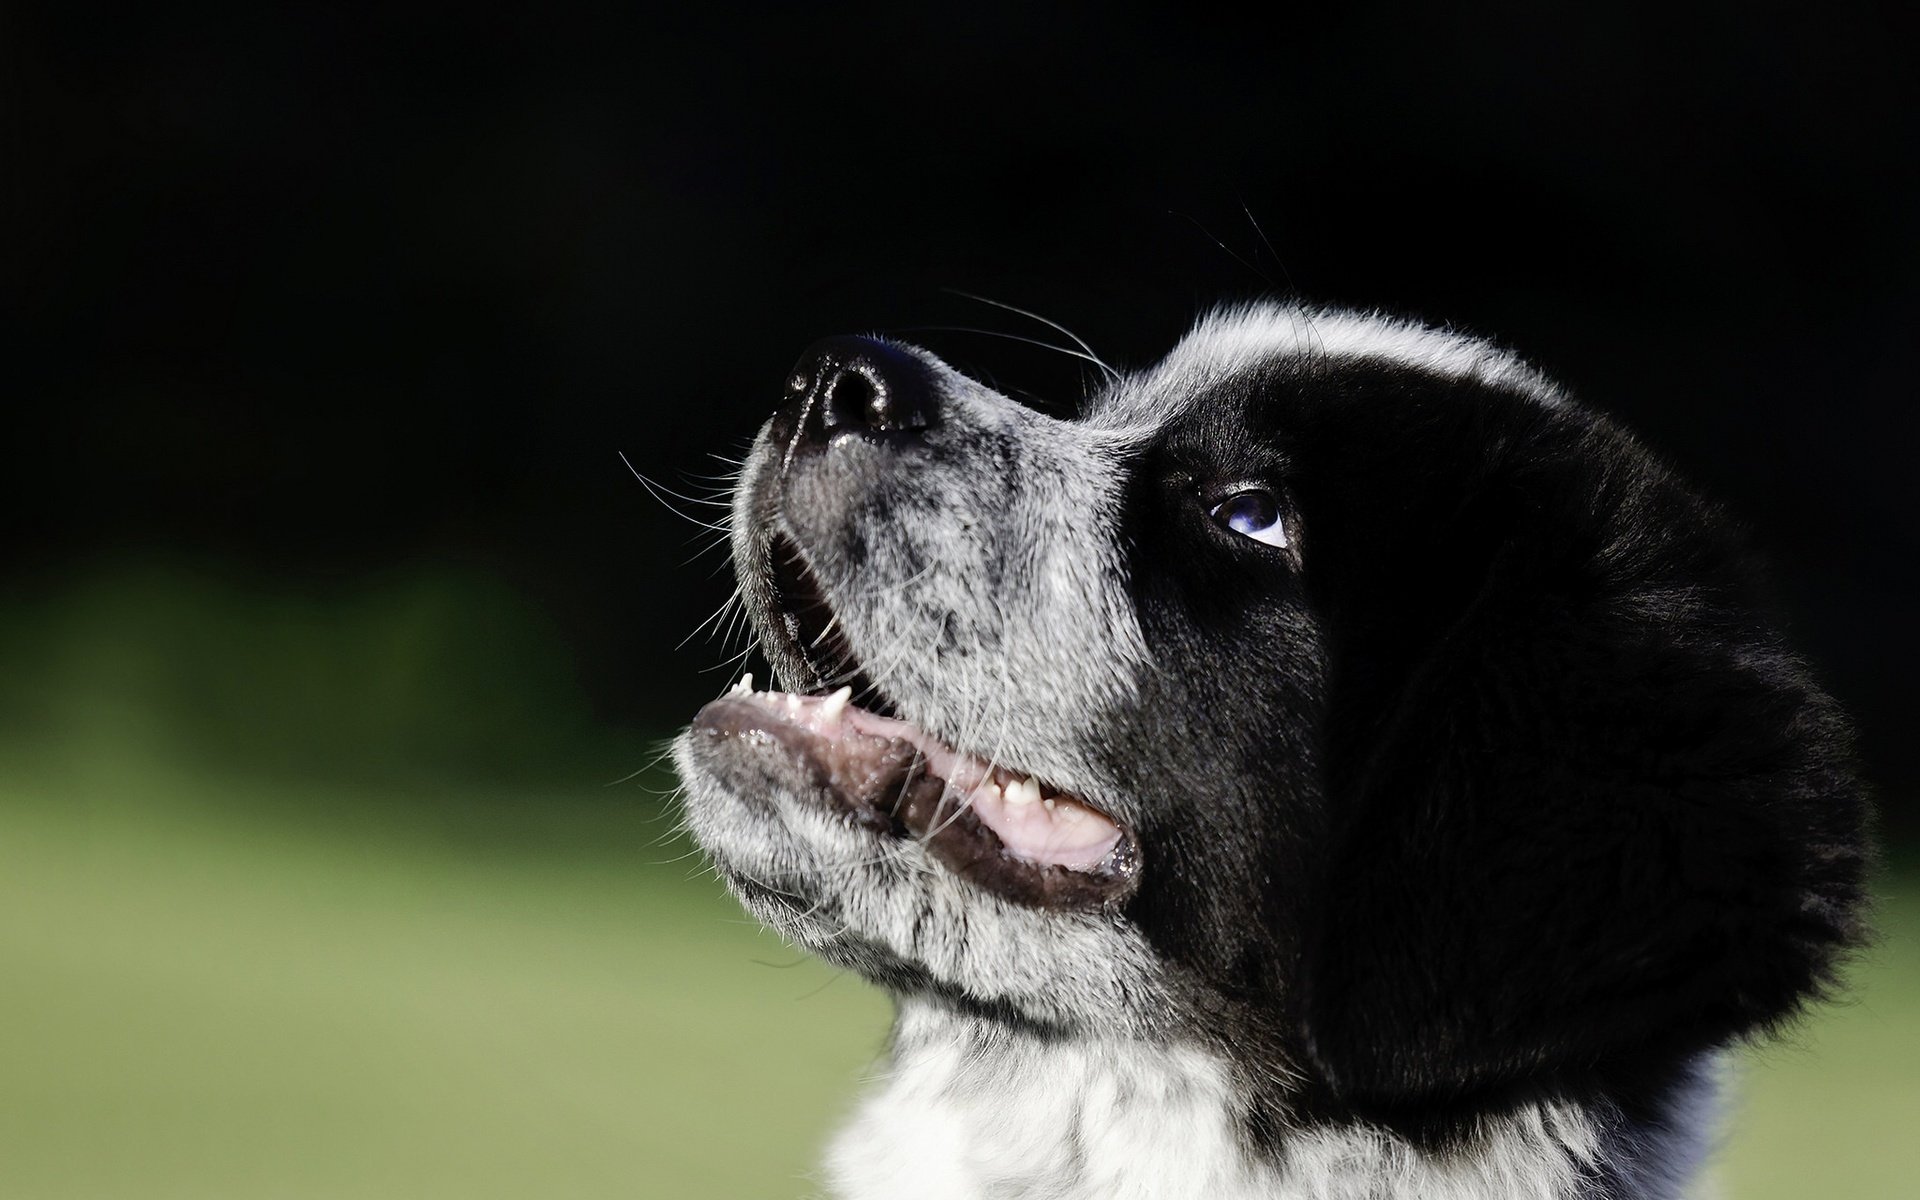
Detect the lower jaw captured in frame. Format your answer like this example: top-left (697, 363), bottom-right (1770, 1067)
top-left (689, 691), bottom-right (1142, 911)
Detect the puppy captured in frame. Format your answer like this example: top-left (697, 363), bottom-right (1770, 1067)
top-left (674, 304), bottom-right (1870, 1200)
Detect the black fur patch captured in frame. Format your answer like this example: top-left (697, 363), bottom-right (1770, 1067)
top-left (1108, 356), bottom-right (1869, 1135)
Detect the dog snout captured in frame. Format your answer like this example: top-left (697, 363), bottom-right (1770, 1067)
top-left (774, 335), bottom-right (938, 453)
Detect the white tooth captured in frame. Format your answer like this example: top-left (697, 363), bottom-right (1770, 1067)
top-left (785, 694), bottom-right (801, 712)
top-left (819, 686), bottom-right (852, 721)
top-left (1042, 796), bottom-right (1056, 812)
top-left (1005, 778), bottom-right (1040, 807)
top-left (732, 672), bottom-right (754, 696)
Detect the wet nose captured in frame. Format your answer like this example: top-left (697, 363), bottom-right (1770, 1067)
top-left (775, 336), bottom-right (938, 451)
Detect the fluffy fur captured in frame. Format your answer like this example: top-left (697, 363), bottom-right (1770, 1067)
top-left (674, 303), bottom-right (1870, 1199)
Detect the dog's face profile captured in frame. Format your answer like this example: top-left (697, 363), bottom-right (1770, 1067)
top-left (675, 304), bottom-right (1867, 1132)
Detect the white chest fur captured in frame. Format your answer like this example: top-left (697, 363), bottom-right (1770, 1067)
top-left (825, 1006), bottom-right (1713, 1200)
top-left (826, 1007), bottom-right (1285, 1200)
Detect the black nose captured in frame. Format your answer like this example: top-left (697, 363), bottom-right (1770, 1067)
top-left (774, 336), bottom-right (938, 451)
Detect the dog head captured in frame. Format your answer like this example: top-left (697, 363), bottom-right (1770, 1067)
top-left (674, 303), bottom-right (1868, 1116)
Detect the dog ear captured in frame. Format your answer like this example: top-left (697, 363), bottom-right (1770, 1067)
top-left (1288, 378), bottom-right (1871, 1114)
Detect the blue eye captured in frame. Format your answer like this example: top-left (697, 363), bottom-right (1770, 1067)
top-left (1209, 490), bottom-right (1289, 548)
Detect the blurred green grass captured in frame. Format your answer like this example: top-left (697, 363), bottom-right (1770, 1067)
top-left (0, 753), bottom-right (892, 1200)
top-left (0, 561), bottom-right (1912, 1197)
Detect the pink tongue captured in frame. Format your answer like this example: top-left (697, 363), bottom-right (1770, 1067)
top-left (755, 692), bottom-right (1124, 871)
top-left (963, 782), bottom-right (1123, 870)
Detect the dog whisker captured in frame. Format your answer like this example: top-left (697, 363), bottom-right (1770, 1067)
top-left (942, 288), bottom-right (1120, 381)
top-left (895, 324), bottom-right (1117, 386)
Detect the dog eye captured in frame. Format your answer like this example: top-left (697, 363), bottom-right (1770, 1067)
top-left (1209, 490), bottom-right (1289, 548)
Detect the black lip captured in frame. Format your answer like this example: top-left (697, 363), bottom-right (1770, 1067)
top-left (692, 695), bottom-right (1142, 911)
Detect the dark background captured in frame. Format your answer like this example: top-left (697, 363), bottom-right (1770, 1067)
top-left (9, 2), bottom-right (1918, 828)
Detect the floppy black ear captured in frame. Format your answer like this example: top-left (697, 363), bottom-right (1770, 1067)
top-left (1291, 380), bottom-right (1871, 1113)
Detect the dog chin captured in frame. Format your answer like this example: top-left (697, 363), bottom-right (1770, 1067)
top-left (671, 699), bottom-right (1168, 1034)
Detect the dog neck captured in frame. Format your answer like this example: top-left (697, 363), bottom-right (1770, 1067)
top-left (825, 1002), bottom-right (1720, 1200)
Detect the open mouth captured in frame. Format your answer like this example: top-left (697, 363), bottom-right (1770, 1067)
top-left (692, 684), bottom-right (1140, 909)
top-left (692, 533), bottom-right (1142, 910)
top-left (765, 532), bottom-right (894, 713)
